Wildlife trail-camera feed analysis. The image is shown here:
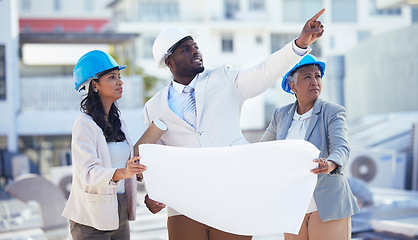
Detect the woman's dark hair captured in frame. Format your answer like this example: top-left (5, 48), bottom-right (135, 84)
top-left (80, 68), bottom-right (126, 142)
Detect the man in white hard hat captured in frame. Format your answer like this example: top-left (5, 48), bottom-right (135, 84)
top-left (140, 9), bottom-right (325, 240)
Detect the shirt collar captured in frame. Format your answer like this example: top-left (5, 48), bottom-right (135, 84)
top-left (171, 76), bottom-right (198, 94)
top-left (293, 107), bottom-right (313, 121)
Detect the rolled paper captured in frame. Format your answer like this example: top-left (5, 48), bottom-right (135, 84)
top-left (134, 119), bottom-right (167, 159)
top-left (137, 119), bottom-right (167, 145)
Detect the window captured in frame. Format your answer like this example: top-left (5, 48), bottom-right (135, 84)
top-left (271, 34), bottom-right (295, 53)
top-left (331, 0), bottom-right (357, 22)
top-left (283, 0), bottom-right (322, 22)
top-left (255, 35), bottom-right (263, 45)
top-left (413, 7), bottom-right (418, 22)
top-left (54, 0), bottom-right (62, 11)
top-left (369, 0), bottom-right (401, 15)
top-left (142, 36), bottom-right (155, 59)
top-left (54, 25), bottom-right (63, 33)
top-left (224, 0), bottom-right (240, 20)
top-left (21, 0), bottom-right (31, 12)
top-left (249, 0), bottom-right (265, 11)
top-left (22, 25), bottom-right (31, 33)
top-left (85, 25), bottom-right (94, 33)
top-left (358, 31), bottom-right (370, 42)
top-left (0, 45), bottom-right (6, 100)
top-left (0, 136), bottom-right (6, 150)
top-left (222, 33), bottom-right (234, 53)
top-left (85, 0), bottom-right (93, 12)
top-left (271, 34), bottom-right (321, 56)
top-left (329, 36), bottom-right (335, 49)
top-left (138, 0), bottom-right (179, 21)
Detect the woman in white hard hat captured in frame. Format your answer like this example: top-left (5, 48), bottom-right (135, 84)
top-left (261, 54), bottom-right (359, 240)
top-left (62, 50), bottom-right (147, 240)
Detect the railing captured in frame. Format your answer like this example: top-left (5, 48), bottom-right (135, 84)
top-left (20, 76), bottom-right (143, 111)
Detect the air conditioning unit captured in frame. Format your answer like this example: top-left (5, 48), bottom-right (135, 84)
top-left (345, 146), bottom-right (406, 189)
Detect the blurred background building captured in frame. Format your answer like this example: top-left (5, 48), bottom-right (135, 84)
top-left (0, 0), bottom-right (418, 239)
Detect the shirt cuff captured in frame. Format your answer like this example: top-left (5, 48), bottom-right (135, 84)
top-left (292, 39), bottom-right (308, 56)
top-left (109, 179), bottom-right (119, 186)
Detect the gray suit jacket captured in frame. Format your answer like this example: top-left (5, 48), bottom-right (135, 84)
top-left (261, 98), bottom-right (359, 222)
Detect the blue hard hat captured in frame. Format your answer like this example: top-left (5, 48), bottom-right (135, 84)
top-left (73, 50), bottom-right (127, 91)
top-left (281, 54), bottom-right (326, 94)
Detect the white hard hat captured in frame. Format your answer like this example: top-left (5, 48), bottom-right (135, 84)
top-left (152, 26), bottom-right (192, 69)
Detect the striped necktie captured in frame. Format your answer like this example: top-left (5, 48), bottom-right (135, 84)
top-left (183, 86), bottom-right (196, 128)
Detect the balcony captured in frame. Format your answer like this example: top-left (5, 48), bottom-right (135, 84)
top-left (17, 76), bottom-right (144, 136)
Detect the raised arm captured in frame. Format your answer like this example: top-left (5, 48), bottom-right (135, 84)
top-left (295, 9), bottom-right (325, 49)
top-left (234, 9), bottom-right (325, 100)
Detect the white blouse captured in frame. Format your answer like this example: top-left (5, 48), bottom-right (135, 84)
top-left (285, 107), bottom-right (317, 213)
top-left (107, 140), bottom-right (130, 194)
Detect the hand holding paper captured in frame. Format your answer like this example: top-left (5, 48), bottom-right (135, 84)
top-left (139, 140), bottom-right (320, 236)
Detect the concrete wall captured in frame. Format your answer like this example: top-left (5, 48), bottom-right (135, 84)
top-left (0, 0), bottom-right (20, 152)
top-left (18, 0), bottom-right (112, 19)
top-left (344, 24), bottom-right (418, 120)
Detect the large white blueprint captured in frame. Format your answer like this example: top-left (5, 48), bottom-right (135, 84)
top-left (139, 140), bottom-right (320, 236)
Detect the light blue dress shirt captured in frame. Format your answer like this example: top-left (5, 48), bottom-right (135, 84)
top-left (168, 77), bottom-right (197, 120)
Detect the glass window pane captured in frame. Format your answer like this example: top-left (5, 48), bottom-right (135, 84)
top-left (413, 7), bottom-right (418, 22)
top-left (369, 0), bottom-right (401, 15)
top-left (224, 0), bottom-right (240, 20)
top-left (222, 33), bottom-right (234, 53)
top-left (271, 34), bottom-right (296, 53)
top-left (138, 0), bottom-right (179, 21)
top-left (85, 0), bottom-right (93, 12)
top-left (283, 0), bottom-right (323, 22)
top-left (54, 0), bottom-right (62, 11)
top-left (142, 36), bottom-right (155, 59)
top-left (249, 0), bottom-right (265, 11)
top-left (331, 0), bottom-right (357, 22)
top-left (21, 0), bottom-right (31, 12)
top-left (0, 45), bottom-right (6, 100)
top-left (271, 34), bottom-right (321, 56)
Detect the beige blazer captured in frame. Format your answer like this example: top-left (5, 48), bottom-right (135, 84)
top-left (62, 113), bottom-right (137, 231)
top-left (143, 41), bottom-right (309, 216)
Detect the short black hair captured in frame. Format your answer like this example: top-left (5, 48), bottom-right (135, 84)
top-left (96, 66), bottom-right (119, 79)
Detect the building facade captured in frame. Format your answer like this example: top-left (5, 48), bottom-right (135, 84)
top-left (1, 0), bottom-right (417, 183)
top-left (107, 0), bottom-right (414, 125)
top-left (0, 0), bottom-right (143, 183)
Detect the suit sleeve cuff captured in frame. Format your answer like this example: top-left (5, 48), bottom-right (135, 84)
top-left (329, 160), bottom-right (342, 175)
top-left (292, 38), bottom-right (310, 56)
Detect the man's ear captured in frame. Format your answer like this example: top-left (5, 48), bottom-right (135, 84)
top-left (165, 56), bottom-right (172, 68)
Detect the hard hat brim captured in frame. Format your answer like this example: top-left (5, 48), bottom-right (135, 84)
top-left (75, 65), bottom-right (127, 92)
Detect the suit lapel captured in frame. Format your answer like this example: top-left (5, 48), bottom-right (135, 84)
top-left (194, 72), bottom-right (208, 129)
top-left (278, 102), bottom-right (297, 140)
top-left (305, 98), bottom-right (322, 141)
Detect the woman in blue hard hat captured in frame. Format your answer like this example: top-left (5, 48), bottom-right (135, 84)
top-left (62, 50), bottom-right (147, 240)
top-left (261, 54), bottom-right (359, 240)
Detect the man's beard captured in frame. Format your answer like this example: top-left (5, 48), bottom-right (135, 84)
top-left (193, 66), bottom-right (205, 75)
top-left (180, 66), bottom-right (205, 79)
